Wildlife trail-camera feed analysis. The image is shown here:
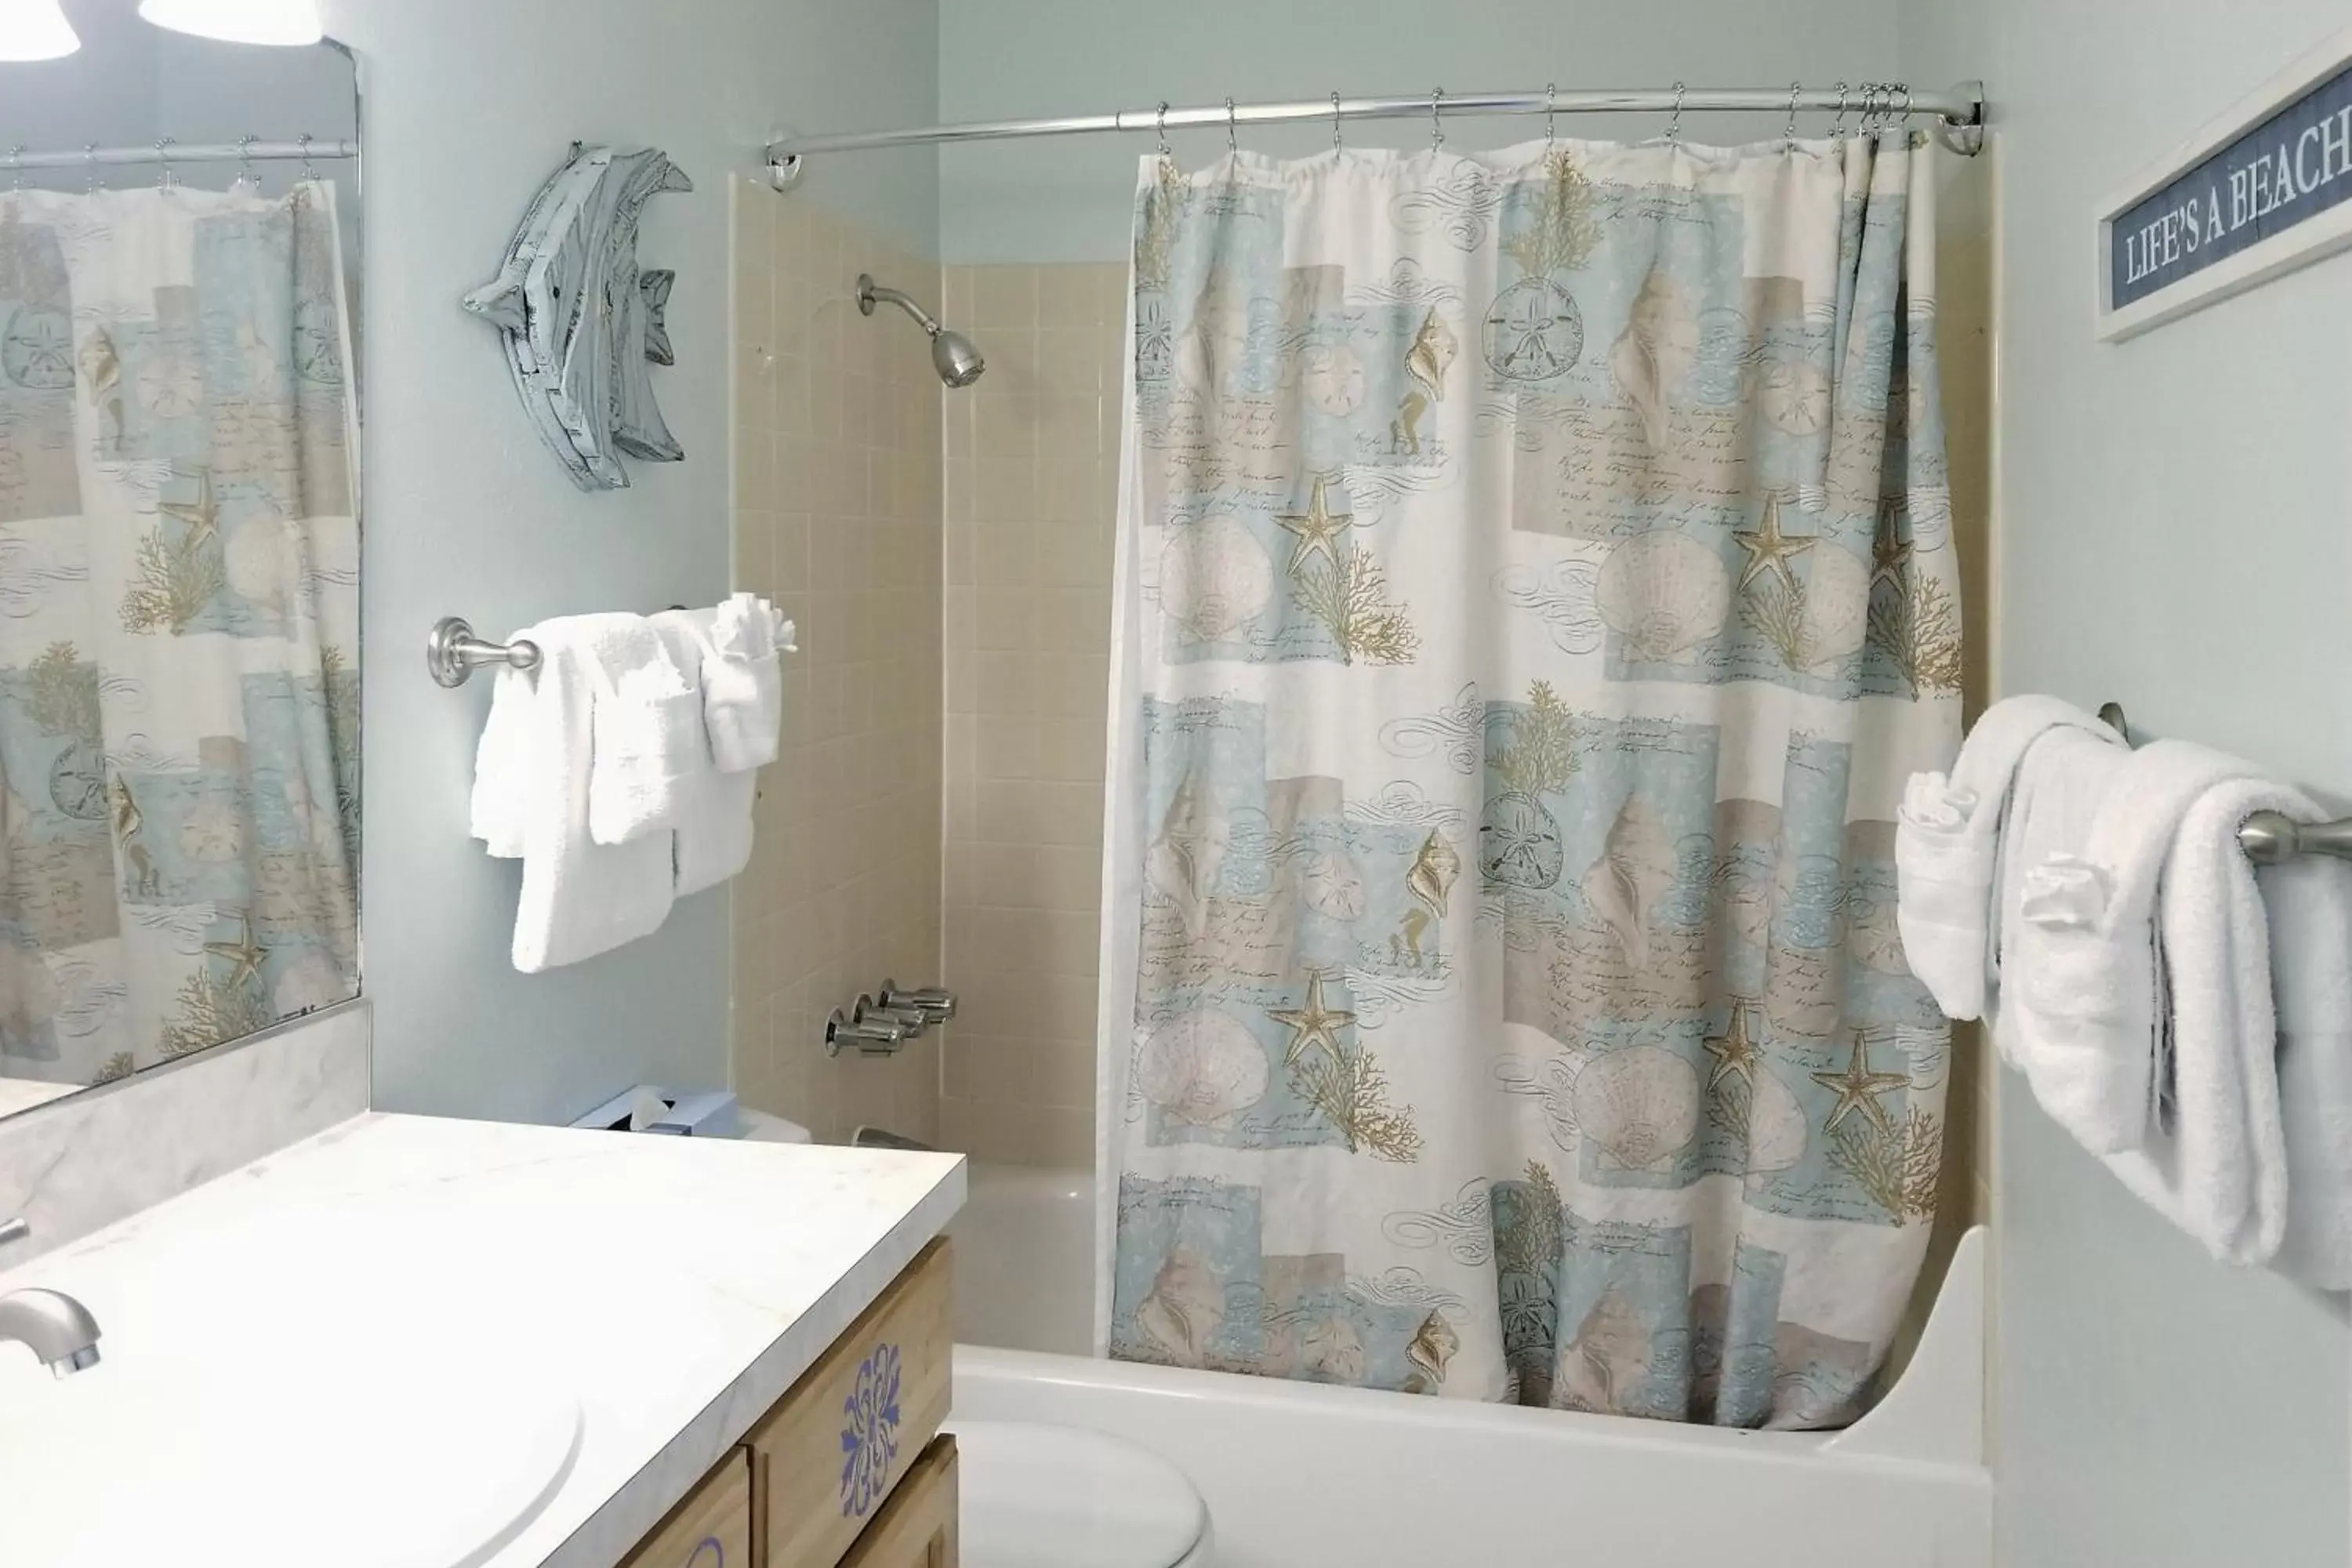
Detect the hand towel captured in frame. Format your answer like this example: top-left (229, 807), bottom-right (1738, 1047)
top-left (585, 620), bottom-right (702, 846)
top-left (648, 608), bottom-right (760, 896)
top-left (2096, 775), bottom-right (2299, 1266)
top-left (702, 594), bottom-right (786, 774)
top-left (470, 661), bottom-right (533, 859)
top-left (1898, 695), bottom-right (2124, 1020)
top-left (2013, 739), bottom-right (2259, 1154)
top-left (506, 615), bottom-right (676, 972)
top-left (1987, 727), bottom-right (2132, 1068)
top-left (2244, 793), bottom-right (2352, 1287)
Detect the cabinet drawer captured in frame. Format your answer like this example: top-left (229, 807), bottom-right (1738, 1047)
top-left (839, 1436), bottom-right (957, 1568)
top-left (622, 1446), bottom-right (752, 1568)
top-left (753, 1239), bottom-right (953, 1568)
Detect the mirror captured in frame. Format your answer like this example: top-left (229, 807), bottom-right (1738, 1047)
top-left (0, 7), bottom-right (362, 1116)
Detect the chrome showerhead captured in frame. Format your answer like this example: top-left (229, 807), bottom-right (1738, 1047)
top-left (857, 272), bottom-right (986, 388)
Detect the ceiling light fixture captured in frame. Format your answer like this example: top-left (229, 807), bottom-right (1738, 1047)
top-left (137, 0), bottom-right (322, 47)
top-left (0, 0), bottom-right (82, 60)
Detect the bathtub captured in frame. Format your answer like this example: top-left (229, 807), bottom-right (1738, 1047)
top-left (947, 1163), bottom-right (1992, 1568)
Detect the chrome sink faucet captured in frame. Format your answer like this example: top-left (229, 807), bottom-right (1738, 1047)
top-left (0, 1217), bottom-right (102, 1376)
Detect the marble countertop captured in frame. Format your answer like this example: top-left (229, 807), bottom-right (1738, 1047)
top-left (0, 1112), bottom-right (965, 1568)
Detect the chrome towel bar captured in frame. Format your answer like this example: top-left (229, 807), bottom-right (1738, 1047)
top-left (2099, 701), bottom-right (2352, 864)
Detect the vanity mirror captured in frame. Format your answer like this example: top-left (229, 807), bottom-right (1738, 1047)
top-left (0, 8), bottom-right (361, 1116)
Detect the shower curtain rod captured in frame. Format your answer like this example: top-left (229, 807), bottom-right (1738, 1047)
top-left (2, 139), bottom-right (359, 174)
top-left (766, 79), bottom-right (1987, 183)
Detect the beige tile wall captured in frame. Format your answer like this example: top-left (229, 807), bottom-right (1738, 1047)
top-left (728, 182), bottom-right (946, 1146)
top-left (938, 262), bottom-right (1127, 1167)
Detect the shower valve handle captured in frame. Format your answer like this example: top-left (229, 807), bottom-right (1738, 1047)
top-left (826, 997), bottom-right (909, 1057)
top-left (880, 979), bottom-right (958, 1022)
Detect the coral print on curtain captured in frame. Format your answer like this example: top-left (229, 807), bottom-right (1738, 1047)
top-left (1096, 131), bottom-right (1958, 1429)
top-left (0, 183), bottom-right (361, 1087)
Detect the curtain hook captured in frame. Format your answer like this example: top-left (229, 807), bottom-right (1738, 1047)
top-left (1894, 82), bottom-right (1914, 139)
top-left (1831, 82), bottom-right (1850, 143)
top-left (83, 144), bottom-right (100, 194)
top-left (1430, 86), bottom-right (1445, 153)
top-left (1545, 82), bottom-right (1557, 150)
top-left (1332, 92), bottom-right (1343, 152)
top-left (1667, 81), bottom-right (1686, 145)
top-left (155, 136), bottom-right (175, 192)
top-left (236, 135), bottom-right (258, 190)
top-left (299, 132), bottom-right (318, 182)
top-left (7, 146), bottom-right (23, 194)
top-left (1784, 82), bottom-right (1802, 150)
top-left (1156, 100), bottom-right (1171, 163)
top-left (1225, 96), bottom-right (1237, 155)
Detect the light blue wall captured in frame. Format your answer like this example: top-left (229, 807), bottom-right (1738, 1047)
top-left (1902, 2), bottom-right (2352, 1562)
top-left (325, 0), bottom-right (938, 1123)
top-left (936, 0), bottom-right (1903, 262)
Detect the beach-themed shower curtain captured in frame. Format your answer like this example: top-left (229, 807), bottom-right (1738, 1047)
top-left (1097, 132), bottom-right (1957, 1429)
top-left (0, 183), bottom-right (360, 1086)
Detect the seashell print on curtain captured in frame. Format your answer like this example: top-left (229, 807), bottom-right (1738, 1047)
top-left (0, 183), bottom-right (360, 1089)
top-left (1096, 133), bottom-right (1959, 1429)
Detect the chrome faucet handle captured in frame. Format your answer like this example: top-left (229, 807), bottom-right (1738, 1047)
top-left (867, 1002), bottom-right (931, 1036)
top-left (825, 997), bottom-right (909, 1058)
top-left (879, 979), bottom-right (957, 1022)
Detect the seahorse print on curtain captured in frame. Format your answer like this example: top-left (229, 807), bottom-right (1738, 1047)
top-left (1095, 133), bottom-right (1958, 1429)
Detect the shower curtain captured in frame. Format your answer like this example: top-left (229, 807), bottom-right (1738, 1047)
top-left (0, 183), bottom-right (361, 1086)
top-left (1095, 132), bottom-right (1957, 1429)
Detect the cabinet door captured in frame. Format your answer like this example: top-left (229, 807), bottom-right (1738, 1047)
top-left (621, 1446), bottom-right (753, 1568)
top-left (838, 1436), bottom-right (957, 1568)
top-left (753, 1239), bottom-right (953, 1568)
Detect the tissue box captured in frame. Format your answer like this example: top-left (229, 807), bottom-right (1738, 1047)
top-left (572, 1087), bottom-right (739, 1138)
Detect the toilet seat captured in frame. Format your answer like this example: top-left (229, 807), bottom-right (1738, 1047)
top-left (945, 1419), bottom-right (1212, 1568)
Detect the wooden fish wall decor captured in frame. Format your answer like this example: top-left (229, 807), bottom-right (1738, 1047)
top-left (463, 144), bottom-right (692, 491)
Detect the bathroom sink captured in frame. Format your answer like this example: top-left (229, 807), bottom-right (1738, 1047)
top-left (0, 1222), bottom-right (583, 1568)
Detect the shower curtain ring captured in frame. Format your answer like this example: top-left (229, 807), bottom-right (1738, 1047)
top-left (1545, 82), bottom-right (1557, 148)
top-left (1430, 86), bottom-right (1445, 152)
top-left (236, 135), bottom-right (258, 190)
top-left (1784, 82), bottom-right (1802, 149)
top-left (1668, 82), bottom-right (1686, 145)
top-left (155, 137), bottom-right (175, 192)
top-left (1894, 82), bottom-right (1914, 134)
top-left (299, 132), bottom-right (318, 181)
top-left (1156, 101), bottom-right (1171, 162)
top-left (7, 146), bottom-right (23, 193)
top-left (1830, 82), bottom-right (1850, 142)
top-left (1225, 96), bottom-right (1237, 154)
top-left (83, 144), bottom-right (99, 194)
top-left (1332, 92), bottom-right (1343, 151)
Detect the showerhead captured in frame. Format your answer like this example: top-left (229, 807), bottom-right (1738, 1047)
top-left (857, 272), bottom-right (986, 388)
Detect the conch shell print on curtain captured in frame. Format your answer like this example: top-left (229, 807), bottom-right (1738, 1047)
top-left (1098, 132), bottom-right (1959, 1430)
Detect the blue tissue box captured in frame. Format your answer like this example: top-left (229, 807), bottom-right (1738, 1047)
top-left (572, 1086), bottom-right (739, 1138)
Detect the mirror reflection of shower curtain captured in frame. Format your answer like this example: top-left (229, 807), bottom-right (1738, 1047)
top-left (0, 183), bottom-right (360, 1086)
top-left (1095, 134), bottom-right (1958, 1429)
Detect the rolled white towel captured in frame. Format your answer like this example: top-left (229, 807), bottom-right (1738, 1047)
top-left (706, 594), bottom-right (786, 774)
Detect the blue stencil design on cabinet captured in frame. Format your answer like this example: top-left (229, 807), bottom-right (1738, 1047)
top-left (838, 1341), bottom-right (903, 1517)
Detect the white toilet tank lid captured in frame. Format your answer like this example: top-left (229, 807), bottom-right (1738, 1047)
top-left (946, 1419), bottom-right (1208, 1568)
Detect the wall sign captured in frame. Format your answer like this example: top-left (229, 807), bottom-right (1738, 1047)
top-left (2098, 25), bottom-right (2352, 340)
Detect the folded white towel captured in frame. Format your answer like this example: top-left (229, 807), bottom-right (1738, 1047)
top-left (586, 620), bottom-right (702, 847)
top-left (702, 594), bottom-right (787, 774)
top-left (2096, 775), bottom-right (2296, 1265)
top-left (648, 608), bottom-right (760, 896)
top-left (470, 661), bottom-right (532, 859)
top-left (1988, 727), bottom-right (2132, 1066)
top-left (2243, 793), bottom-right (2352, 1288)
top-left (1898, 695), bottom-right (2123, 1019)
top-left (2013, 739), bottom-right (2259, 1154)
top-left (504, 615), bottom-right (677, 972)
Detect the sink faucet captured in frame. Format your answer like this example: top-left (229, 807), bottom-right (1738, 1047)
top-left (0, 1288), bottom-right (103, 1376)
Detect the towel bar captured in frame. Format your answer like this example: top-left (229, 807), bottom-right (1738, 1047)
top-left (426, 616), bottom-right (540, 688)
top-left (2099, 700), bottom-right (2352, 864)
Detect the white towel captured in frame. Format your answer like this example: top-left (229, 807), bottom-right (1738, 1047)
top-left (648, 608), bottom-right (760, 896)
top-left (1987, 727), bottom-right (2132, 1063)
top-left (2240, 789), bottom-right (2352, 1288)
top-left (705, 593), bottom-right (788, 773)
top-left (502, 615), bottom-right (676, 972)
top-left (1898, 695), bottom-right (2123, 1019)
top-left (586, 622), bottom-right (703, 846)
top-left (469, 661), bottom-right (532, 859)
top-left (2013, 739), bottom-right (2259, 1153)
top-left (2096, 775), bottom-right (2296, 1266)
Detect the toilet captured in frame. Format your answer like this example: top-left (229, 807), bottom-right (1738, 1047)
top-left (946, 1419), bottom-right (1214, 1568)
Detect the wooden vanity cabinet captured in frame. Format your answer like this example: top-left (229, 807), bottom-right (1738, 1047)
top-left (629, 1238), bottom-right (956, 1568)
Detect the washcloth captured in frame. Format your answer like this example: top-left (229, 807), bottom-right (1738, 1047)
top-left (1898, 695), bottom-right (2123, 1020)
top-left (2091, 775), bottom-right (2295, 1264)
top-left (2240, 789), bottom-right (2352, 1287)
top-left (499, 615), bottom-right (677, 971)
top-left (648, 608), bottom-right (760, 895)
top-left (2013, 739), bottom-right (2259, 1154)
top-left (703, 593), bottom-right (789, 774)
top-left (586, 621), bottom-right (703, 846)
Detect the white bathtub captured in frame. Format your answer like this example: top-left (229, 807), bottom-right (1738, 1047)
top-left (947, 1163), bottom-right (1992, 1568)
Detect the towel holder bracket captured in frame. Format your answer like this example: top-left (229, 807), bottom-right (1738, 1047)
top-left (427, 616), bottom-right (542, 688)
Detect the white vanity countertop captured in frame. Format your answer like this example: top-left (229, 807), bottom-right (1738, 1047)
top-left (0, 1112), bottom-right (966, 1568)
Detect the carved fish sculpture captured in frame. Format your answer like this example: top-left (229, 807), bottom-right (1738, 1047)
top-left (463, 144), bottom-right (691, 491)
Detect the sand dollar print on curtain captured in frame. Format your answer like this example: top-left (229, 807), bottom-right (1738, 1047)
top-left (1096, 133), bottom-right (1958, 1429)
top-left (0, 184), bottom-right (361, 1087)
